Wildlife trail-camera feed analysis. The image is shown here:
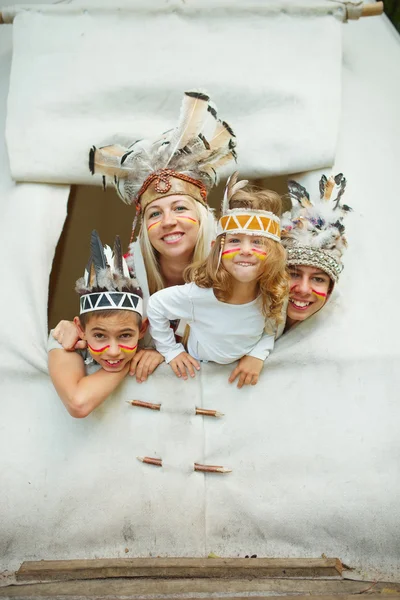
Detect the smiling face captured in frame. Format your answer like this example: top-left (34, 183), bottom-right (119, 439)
top-left (144, 195), bottom-right (200, 259)
top-left (75, 311), bottom-right (143, 373)
top-left (221, 233), bottom-right (267, 284)
top-left (287, 265), bottom-right (332, 325)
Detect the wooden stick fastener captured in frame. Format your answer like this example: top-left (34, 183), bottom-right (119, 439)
top-left (361, 1), bottom-right (384, 17)
top-left (195, 408), bottom-right (224, 418)
top-left (137, 456), bottom-right (162, 467)
top-left (194, 463), bottom-right (232, 474)
top-left (127, 400), bottom-right (161, 411)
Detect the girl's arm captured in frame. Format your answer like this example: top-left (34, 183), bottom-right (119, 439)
top-left (228, 333), bottom-right (275, 389)
top-left (246, 332), bottom-right (275, 361)
top-left (147, 285), bottom-right (194, 363)
top-left (48, 349), bottom-right (129, 418)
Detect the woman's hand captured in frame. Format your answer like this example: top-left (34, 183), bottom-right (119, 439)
top-left (53, 320), bottom-right (86, 351)
top-left (228, 356), bottom-right (263, 389)
top-left (129, 349), bottom-right (165, 383)
top-left (169, 352), bottom-right (200, 380)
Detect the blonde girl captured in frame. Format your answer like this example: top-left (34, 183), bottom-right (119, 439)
top-left (147, 174), bottom-right (289, 389)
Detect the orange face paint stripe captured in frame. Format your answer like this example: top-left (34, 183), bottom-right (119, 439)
top-left (147, 220), bottom-right (162, 231)
top-left (176, 216), bottom-right (198, 224)
top-left (312, 289), bottom-right (327, 299)
top-left (87, 343), bottom-right (110, 355)
top-left (119, 344), bottom-right (138, 354)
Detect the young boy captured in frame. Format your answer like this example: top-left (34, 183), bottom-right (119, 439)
top-left (48, 230), bottom-right (146, 418)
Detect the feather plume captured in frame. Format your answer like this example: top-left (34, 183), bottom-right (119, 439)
top-left (89, 91), bottom-right (236, 207)
top-left (165, 91), bottom-right (210, 165)
top-left (89, 145), bottom-right (130, 179)
top-left (90, 230), bottom-right (107, 281)
top-left (288, 180), bottom-right (312, 208)
top-left (88, 261), bottom-right (96, 288)
top-left (282, 173), bottom-right (351, 280)
top-left (321, 175), bottom-right (335, 201)
top-left (208, 120), bottom-right (235, 151)
top-left (113, 235), bottom-right (123, 275)
top-left (103, 245), bottom-right (114, 268)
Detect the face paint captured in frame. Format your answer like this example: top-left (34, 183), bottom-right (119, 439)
top-left (251, 248), bottom-right (267, 260)
top-left (176, 216), bottom-right (198, 225)
top-left (221, 247), bottom-right (241, 260)
top-left (87, 343), bottom-right (110, 356)
top-left (118, 344), bottom-right (138, 354)
top-left (311, 289), bottom-right (327, 299)
top-left (147, 220), bottom-right (161, 232)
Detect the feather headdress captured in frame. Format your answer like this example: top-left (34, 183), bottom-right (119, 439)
top-left (215, 172), bottom-right (282, 269)
top-left (281, 173), bottom-right (351, 282)
top-left (89, 90), bottom-right (236, 237)
top-left (76, 230), bottom-right (143, 316)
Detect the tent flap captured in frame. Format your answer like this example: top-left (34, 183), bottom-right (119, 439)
top-left (6, 7), bottom-right (342, 183)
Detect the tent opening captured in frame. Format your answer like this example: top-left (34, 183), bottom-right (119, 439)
top-left (48, 177), bottom-right (289, 330)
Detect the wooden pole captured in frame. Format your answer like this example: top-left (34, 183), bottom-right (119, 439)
top-left (0, 3), bottom-right (385, 24)
top-left (361, 1), bottom-right (384, 17)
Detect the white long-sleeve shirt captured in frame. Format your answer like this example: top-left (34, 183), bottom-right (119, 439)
top-left (147, 283), bottom-right (275, 364)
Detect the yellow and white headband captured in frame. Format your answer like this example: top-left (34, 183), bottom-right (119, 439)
top-left (217, 208), bottom-right (281, 242)
top-left (217, 172), bottom-right (281, 242)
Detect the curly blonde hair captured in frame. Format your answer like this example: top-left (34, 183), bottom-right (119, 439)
top-left (185, 187), bottom-right (289, 323)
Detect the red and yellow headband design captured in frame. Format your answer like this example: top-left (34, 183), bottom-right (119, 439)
top-left (217, 210), bottom-right (281, 242)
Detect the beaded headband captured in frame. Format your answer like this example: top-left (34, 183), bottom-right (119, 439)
top-left (286, 246), bottom-right (342, 282)
top-left (136, 169), bottom-right (208, 208)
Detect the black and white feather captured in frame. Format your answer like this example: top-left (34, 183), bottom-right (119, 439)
top-left (88, 90), bottom-right (236, 204)
top-left (76, 230), bottom-right (142, 297)
top-left (281, 174), bottom-right (351, 259)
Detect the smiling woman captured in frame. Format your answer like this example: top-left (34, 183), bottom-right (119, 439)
top-left (89, 90), bottom-right (236, 300)
top-left (140, 193), bottom-right (210, 296)
top-left (281, 173), bottom-right (351, 333)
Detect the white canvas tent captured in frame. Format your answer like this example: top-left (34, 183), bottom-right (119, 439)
top-left (0, 0), bottom-right (399, 583)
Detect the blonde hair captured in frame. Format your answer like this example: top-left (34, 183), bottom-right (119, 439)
top-left (185, 186), bottom-right (289, 323)
top-left (139, 197), bottom-right (212, 296)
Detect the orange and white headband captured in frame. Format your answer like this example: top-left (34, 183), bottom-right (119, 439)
top-left (217, 209), bottom-right (281, 243)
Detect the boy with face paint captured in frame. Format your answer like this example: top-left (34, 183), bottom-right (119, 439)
top-left (48, 231), bottom-right (146, 418)
top-left (281, 174), bottom-right (351, 332)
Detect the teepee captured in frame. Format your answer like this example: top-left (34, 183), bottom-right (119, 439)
top-left (0, 0), bottom-right (399, 583)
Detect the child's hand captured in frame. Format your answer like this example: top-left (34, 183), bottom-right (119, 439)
top-left (53, 320), bottom-right (86, 351)
top-left (169, 352), bottom-right (200, 380)
top-left (228, 356), bottom-right (264, 389)
top-left (129, 349), bottom-right (164, 383)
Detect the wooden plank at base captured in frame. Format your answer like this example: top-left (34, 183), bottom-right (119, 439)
top-left (16, 557), bottom-right (343, 583)
top-left (2, 576), bottom-right (400, 599)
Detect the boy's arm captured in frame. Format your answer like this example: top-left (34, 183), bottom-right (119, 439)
top-left (147, 285), bottom-right (194, 363)
top-left (48, 349), bottom-right (129, 418)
